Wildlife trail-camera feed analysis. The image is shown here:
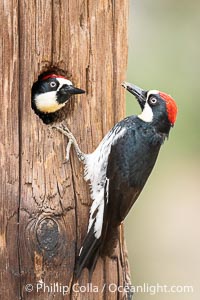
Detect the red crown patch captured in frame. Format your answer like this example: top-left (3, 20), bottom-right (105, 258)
top-left (159, 92), bottom-right (178, 125)
top-left (42, 74), bottom-right (67, 81)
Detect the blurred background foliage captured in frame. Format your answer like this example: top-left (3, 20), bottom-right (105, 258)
top-left (125, 1), bottom-right (200, 299)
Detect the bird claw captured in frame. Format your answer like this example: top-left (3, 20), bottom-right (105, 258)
top-left (52, 123), bottom-right (73, 163)
top-left (52, 123), bottom-right (85, 163)
top-left (52, 123), bottom-right (71, 138)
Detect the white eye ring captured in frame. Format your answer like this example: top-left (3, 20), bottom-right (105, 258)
top-left (149, 97), bottom-right (157, 105)
top-left (50, 82), bottom-right (56, 88)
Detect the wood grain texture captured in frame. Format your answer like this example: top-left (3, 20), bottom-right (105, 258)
top-left (0, 0), bottom-right (130, 299)
top-left (0, 0), bottom-right (20, 299)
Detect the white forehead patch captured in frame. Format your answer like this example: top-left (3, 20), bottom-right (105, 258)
top-left (147, 90), bottom-right (159, 99)
top-left (57, 78), bottom-right (73, 89)
top-left (138, 101), bottom-right (153, 122)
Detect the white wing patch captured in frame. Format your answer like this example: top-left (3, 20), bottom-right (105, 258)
top-left (83, 126), bottom-right (126, 239)
top-left (105, 177), bottom-right (109, 204)
top-left (94, 198), bottom-right (104, 239)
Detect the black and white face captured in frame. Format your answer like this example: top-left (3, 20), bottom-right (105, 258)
top-left (138, 90), bottom-right (167, 123)
top-left (32, 75), bottom-right (85, 114)
top-left (122, 82), bottom-right (177, 127)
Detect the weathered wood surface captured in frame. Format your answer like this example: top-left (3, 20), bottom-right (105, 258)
top-left (0, 1), bottom-right (130, 299)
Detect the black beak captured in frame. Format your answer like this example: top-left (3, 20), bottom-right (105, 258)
top-left (122, 82), bottom-right (147, 109)
top-left (59, 84), bottom-right (85, 95)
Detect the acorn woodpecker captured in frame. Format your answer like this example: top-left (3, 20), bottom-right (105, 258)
top-left (31, 73), bottom-right (85, 124)
top-left (53, 82), bottom-right (178, 278)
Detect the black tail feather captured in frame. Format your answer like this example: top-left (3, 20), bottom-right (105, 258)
top-left (75, 223), bottom-right (101, 280)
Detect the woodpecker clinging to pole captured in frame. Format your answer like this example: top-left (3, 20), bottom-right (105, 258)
top-left (31, 72), bottom-right (85, 124)
top-left (53, 82), bottom-right (178, 278)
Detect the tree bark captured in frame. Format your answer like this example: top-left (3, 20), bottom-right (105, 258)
top-left (0, 0), bottom-right (130, 299)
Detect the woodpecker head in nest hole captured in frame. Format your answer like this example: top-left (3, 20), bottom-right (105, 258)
top-left (31, 73), bottom-right (85, 124)
top-left (122, 82), bottom-right (177, 134)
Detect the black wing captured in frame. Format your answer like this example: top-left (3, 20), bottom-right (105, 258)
top-left (107, 129), bottom-right (142, 221)
top-left (101, 127), bottom-right (160, 255)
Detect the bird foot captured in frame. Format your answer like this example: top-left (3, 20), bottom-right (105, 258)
top-left (52, 123), bottom-right (85, 163)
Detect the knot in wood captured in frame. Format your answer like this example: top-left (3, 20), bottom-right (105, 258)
top-left (36, 217), bottom-right (59, 251)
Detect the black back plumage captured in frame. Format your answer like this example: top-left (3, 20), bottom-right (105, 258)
top-left (101, 117), bottom-right (165, 254)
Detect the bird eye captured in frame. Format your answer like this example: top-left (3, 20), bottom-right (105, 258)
top-left (149, 97), bottom-right (157, 105)
top-left (50, 82), bottom-right (56, 88)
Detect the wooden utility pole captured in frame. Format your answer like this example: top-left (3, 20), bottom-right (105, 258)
top-left (0, 1), bottom-right (130, 299)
